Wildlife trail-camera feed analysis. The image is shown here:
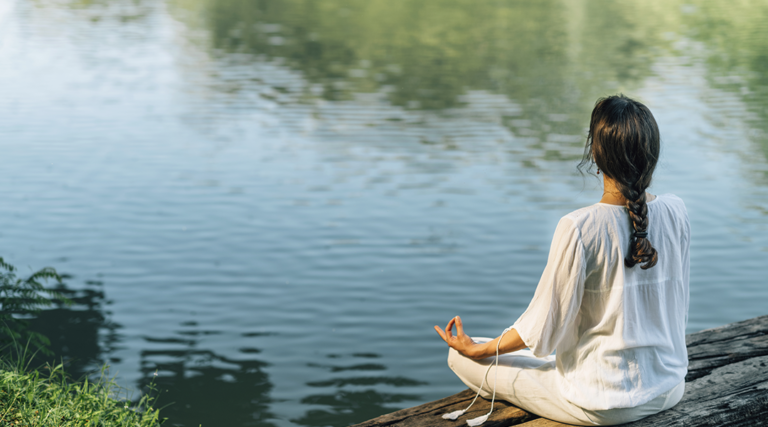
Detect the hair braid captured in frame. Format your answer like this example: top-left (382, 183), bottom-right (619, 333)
top-left (578, 94), bottom-right (661, 270)
top-left (622, 186), bottom-right (658, 269)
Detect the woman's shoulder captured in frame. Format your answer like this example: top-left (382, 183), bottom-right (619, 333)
top-left (553, 204), bottom-right (617, 240)
top-left (560, 201), bottom-right (624, 223)
top-left (652, 192), bottom-right (684, 205)
top-left (651, 193), bottom-right (689, 216)
top-left (556, 193), bottom-right (688, 230)
top-left (651, 194), bottom-right (690, 238)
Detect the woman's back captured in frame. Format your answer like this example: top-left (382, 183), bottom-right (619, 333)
top-left (444, 194), bottom-right (690, 425)
top-left (531, 193), bottom-right (691, 410)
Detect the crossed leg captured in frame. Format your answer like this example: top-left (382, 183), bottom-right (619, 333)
top-left (447, 337), bottom-right (684, 426)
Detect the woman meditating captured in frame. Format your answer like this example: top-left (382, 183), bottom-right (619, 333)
top-left (435, 95), bottom-right (690, 426)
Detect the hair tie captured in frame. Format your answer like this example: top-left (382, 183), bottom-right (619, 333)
top-left (634, 231), bottom-right (648, 238)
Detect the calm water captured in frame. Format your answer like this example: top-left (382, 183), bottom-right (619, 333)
top-left (1, 0), bottom-right (768, 426)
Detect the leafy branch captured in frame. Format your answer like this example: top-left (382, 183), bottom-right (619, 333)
top-left (0, 258), bottom-right (71, 355)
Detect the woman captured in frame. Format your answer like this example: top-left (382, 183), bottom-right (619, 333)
top-left (435, 95), bottom-right (690, 426)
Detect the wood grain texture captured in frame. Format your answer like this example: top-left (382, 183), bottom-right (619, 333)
top-left (353, 315), bottom-right (768, 427)
top-left (625, 355), bottom-right (768, 426)
top-left (353, 390), bottom-right (533, 427)
top-left (515, 418), bottom-right (570, 427)
top-left (685, 314), bottom-right (768, 381)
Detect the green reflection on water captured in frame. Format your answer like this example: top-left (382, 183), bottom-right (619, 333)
top-left (137, 343), bottom-right (276, 427)
top-left (172, 0), bottom-right (768, 161)
top-left (682, 0), bottom-right (768, 165)
top-left (36, 0), bottom-right (768, 164)
top-left (27, 280), bottom-right (120, 380)
top-left (175, 0), bottom-right (676, 136)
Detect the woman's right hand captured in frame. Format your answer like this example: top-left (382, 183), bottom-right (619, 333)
top-left (434, 316), bottom-right (484, 359)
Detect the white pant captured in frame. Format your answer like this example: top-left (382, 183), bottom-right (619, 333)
top-left (448, 338), bottom-right (685, 426)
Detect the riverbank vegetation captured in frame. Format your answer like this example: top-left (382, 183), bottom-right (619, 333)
top-left (0, 258), bottom-right (164, 426)
top-left (0, 355), bottom-right (162, 426)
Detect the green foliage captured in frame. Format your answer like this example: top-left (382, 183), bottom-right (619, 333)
top-left (0, 259), bottom-right (166, 426)
top-left (0, 351), bottom-right (164, 427)
top-left (0, 258), bottom-right (72, 355)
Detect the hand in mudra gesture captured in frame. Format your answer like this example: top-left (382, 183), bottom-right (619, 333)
top-left (435, 316), bottom-right (526, 360)
top-left (434, 316), bottom-right (480, 359)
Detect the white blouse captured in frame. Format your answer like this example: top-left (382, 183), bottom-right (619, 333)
top-left (511, 193), bottom-right (690, 411)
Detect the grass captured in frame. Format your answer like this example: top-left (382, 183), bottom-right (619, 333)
top-left (0, 345), bottom-right (165, 427)
top-left (0, 259), bottom-right (167, 426)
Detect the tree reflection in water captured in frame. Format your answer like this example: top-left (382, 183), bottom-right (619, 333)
top-left (27, 279), bottom-right (120, 380)
top-left (137, 328), bottom-right (276, 427)
top-left (28, 278), bottom-right (278, 427)
top-left (293, 353), bottom-right (424, 426)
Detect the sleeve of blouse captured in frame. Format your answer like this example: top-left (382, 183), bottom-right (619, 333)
top-left (511, 216), bottom-right (587, 358)
top-left (681, 201), bottom-right (691, 329)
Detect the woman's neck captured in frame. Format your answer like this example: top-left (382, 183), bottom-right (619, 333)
top-left (600, 176), bottom-right (655, 205)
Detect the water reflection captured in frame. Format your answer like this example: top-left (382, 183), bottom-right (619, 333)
top-left (28, 279), bottom-right (120, 380)
top-left (176, 0), bottom-right (768, 166)
top-left (294, 353), bottom-right (422, 427)
top-left (28, 275), bottom-right (278, 427)
top-left (179, 0), bottom-right (639, 134)
top-left (138, 325), bottom-right (276, 427)
top-left (195, 0), bottom-right (658, 111)
top-left (682, 1), bottom-right (768, 164)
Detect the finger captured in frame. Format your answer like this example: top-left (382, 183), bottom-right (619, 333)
top-left (446, 317), bottom-right (456, 339)
top-left (455, 316), bottom-right (465, 337)
top-left (434, 325), bottom-right (446, 341)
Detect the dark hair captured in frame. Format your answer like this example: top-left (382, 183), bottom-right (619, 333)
top-left (578, 94), bottom-right (660, 270)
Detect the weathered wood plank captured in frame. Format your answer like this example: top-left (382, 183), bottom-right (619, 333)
top-left (352, 389), bottom-right (476, 427)
top-left (515, 418), bottom-right (568, 427)
top-left (353, 389), bottom-right (534, 427)
top-left (625, 355), bottom-right (768, 426)
top-left (685, 314), bottom-right (768, 347)
top-left (685, 314), bottom-right (768, 381)
top-left (354, 315), bottom-right (768, 427)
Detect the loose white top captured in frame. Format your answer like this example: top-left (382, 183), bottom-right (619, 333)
top-left (511, 193), bottom-right (690, 410)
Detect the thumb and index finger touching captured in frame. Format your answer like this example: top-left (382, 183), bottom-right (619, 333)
top-left (434, 316), bottom-right (465, 342)
top-left (454, 316), bottom-right (465, 336)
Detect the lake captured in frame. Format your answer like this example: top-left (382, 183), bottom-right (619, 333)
top-left (1, 0), bottom-right (767, 426)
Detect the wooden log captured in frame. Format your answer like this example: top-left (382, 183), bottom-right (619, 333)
top-left (353, 314), bottom-right (768, 426)
top-left (352, 389), bottom-right (533, 427)
top-left (685, 314), bottom-right (768, 381)
top-left (513, 419), bottom-right (564, 427)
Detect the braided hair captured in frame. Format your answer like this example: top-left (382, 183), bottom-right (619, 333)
top-left (579, 95), bottom-right (661, 270)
